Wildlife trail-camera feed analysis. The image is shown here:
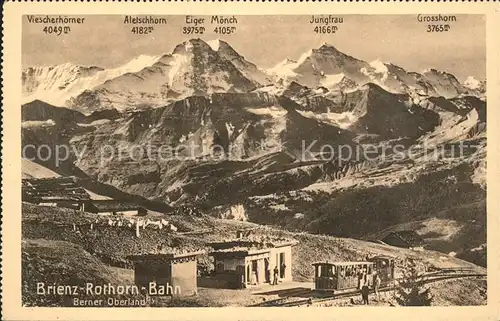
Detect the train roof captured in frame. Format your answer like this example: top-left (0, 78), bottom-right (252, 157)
top-left (312, 261), bottom-right (374, 266)
top-left (369, 255), bottom-right (396, 260)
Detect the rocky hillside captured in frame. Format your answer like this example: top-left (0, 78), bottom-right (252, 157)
top-left (22, 203), bottom-right (486, 306)
top-left (22, 239), bottom-right (129, 307)
top-left (21, 38), bottom-right (487, 270)
top-left (22, 99), bottom-right (86, 123)
top-left (21, 90), bottom-right (486, 244)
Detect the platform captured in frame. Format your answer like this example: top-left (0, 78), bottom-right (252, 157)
top-left (251, 281), bottom-right (315, 298)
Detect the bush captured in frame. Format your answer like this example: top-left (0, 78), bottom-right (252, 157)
top-left (394, 263), bottom-right (433, 306)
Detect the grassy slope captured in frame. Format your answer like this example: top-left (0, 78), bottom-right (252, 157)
top-left (22, 159), bottom-right (111, 200)
top-left (23, 203), bottom-right (485, 307)
top-left (362, 200), bottom-right (486, 267)
top-left (244, 149), bottom-right (486, 269)
top-left (22, 239), bottom-right (132, 307)
top-left (429, 278), bottom-right (487, 306)
top-left (22, 159), bottom-right (60, 179)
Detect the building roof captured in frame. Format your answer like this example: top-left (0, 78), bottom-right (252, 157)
top-left (369, 255), bottom-right (396, 260)
top-left (209, 247), bottom-right (272, 257)
top-left (23, 176), bottom-right (77, 185)
top-left (312, 261), bottom-right (374, 266)
top-left (84, 200), bottom-right (145, 212)
top-left (382, 230), bottom-right (425, 247)
top-left (208, 237), bottom-right (298, 258)
top-left (127, 250), bottom-right (205, 261)
top-left (209, 238), bottom-right (298, 250)
top-left (22, 176), bottom-right (90, 202)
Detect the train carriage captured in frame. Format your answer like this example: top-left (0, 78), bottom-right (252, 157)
top-left (367, 255), bottom-right (396, 286)
top-left (312, 261), bottom-right (375, 293)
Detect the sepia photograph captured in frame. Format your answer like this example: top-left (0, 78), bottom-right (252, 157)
top-left (18, 13), bottom-right (487, 308)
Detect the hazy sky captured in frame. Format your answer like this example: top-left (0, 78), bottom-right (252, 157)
top-left (22, 14), bottom-right (486, 81)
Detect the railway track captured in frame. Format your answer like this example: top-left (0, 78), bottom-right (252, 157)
top-left (256, 270), bottom-right (486, 307)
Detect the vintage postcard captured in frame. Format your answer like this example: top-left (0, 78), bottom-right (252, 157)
top-left (2, 2), bottom-right (500, 320)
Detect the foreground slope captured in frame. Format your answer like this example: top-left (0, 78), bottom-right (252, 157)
top-left (22, 203), bottom-right (486, 306)
top-left (22, 239), bottom-right (132, 307)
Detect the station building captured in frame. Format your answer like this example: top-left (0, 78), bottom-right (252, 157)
top-left (81, 199), bottom-right (147, 216)
top-left (382, 230), bottom-right (425, 250)
top-left (127, 251), bottom-right (204, 297)
top-left (206, 233), bottom-right (298, 289)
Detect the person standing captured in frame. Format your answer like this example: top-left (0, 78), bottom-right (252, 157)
top-left (251, 270), bottom-right (258, 285)
top-left (374, 274), bottom-right (382, 300)
top-left (273, 266), bottom-right (279, 285)
top-left (280, 262), bottom-right (287, 279)
top-left (358, 269), bottom-right (365, 290)
top-left (361, 283), bottom-right (370, 305)
top-left (265, 258), bottom-right (271, 283)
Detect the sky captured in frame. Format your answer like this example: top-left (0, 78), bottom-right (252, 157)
top-left (22, 14), bottom-right (486, 81)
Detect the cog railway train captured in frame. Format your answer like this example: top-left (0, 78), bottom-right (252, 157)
top-left (312, 255), bottom-right (396, 293)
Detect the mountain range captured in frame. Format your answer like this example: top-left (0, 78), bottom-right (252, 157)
top-left (23, 39), bottom-right (485, 113)
top-left (21, 38), bottom-right (487, 268)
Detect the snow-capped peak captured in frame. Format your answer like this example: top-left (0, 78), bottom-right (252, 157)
top-left (267, 58), bottom-right (299, 77)
top-left (322, 73), bottom-right (346, 85)
top-left (23, 38), bottom-right (484, 113)
top-left (463, 76), bottom-right (482, 90)
top-left (207, 39), bottom-right (222, 51)
top-left (369, 59), bottom-right (389, 74)
top-left (120, 54), bottom-right (162, 72)
top-left (209, 39), bottom-right (241, 58)
top-left (320, 73), bottom-right (358, 91)
top-left (422, 68), bottom-right (450, 76)
top-left (270, 58), bottom-right (297, 69)
top-left (57, 62), bottom-right (84, 70)
top-left (172, 38), bottom-right (213, 54)
top-left (318, 42), bottom-right (338, 51)
top-left (22, 54), bottom-right (162, 107)
top-left (283, 58), bottom-right (297, 64)
top-left (296, 49), bottom-right (314, 65)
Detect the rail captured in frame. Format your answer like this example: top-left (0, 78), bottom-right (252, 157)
top-left (253, 269), bottom-right (486, 307)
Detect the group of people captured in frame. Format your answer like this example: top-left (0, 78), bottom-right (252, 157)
top-left (360, 273), bottom-right (382, 305)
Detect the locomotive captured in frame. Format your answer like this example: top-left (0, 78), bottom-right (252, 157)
top-left (312, 255), bottom-right (396, 293)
